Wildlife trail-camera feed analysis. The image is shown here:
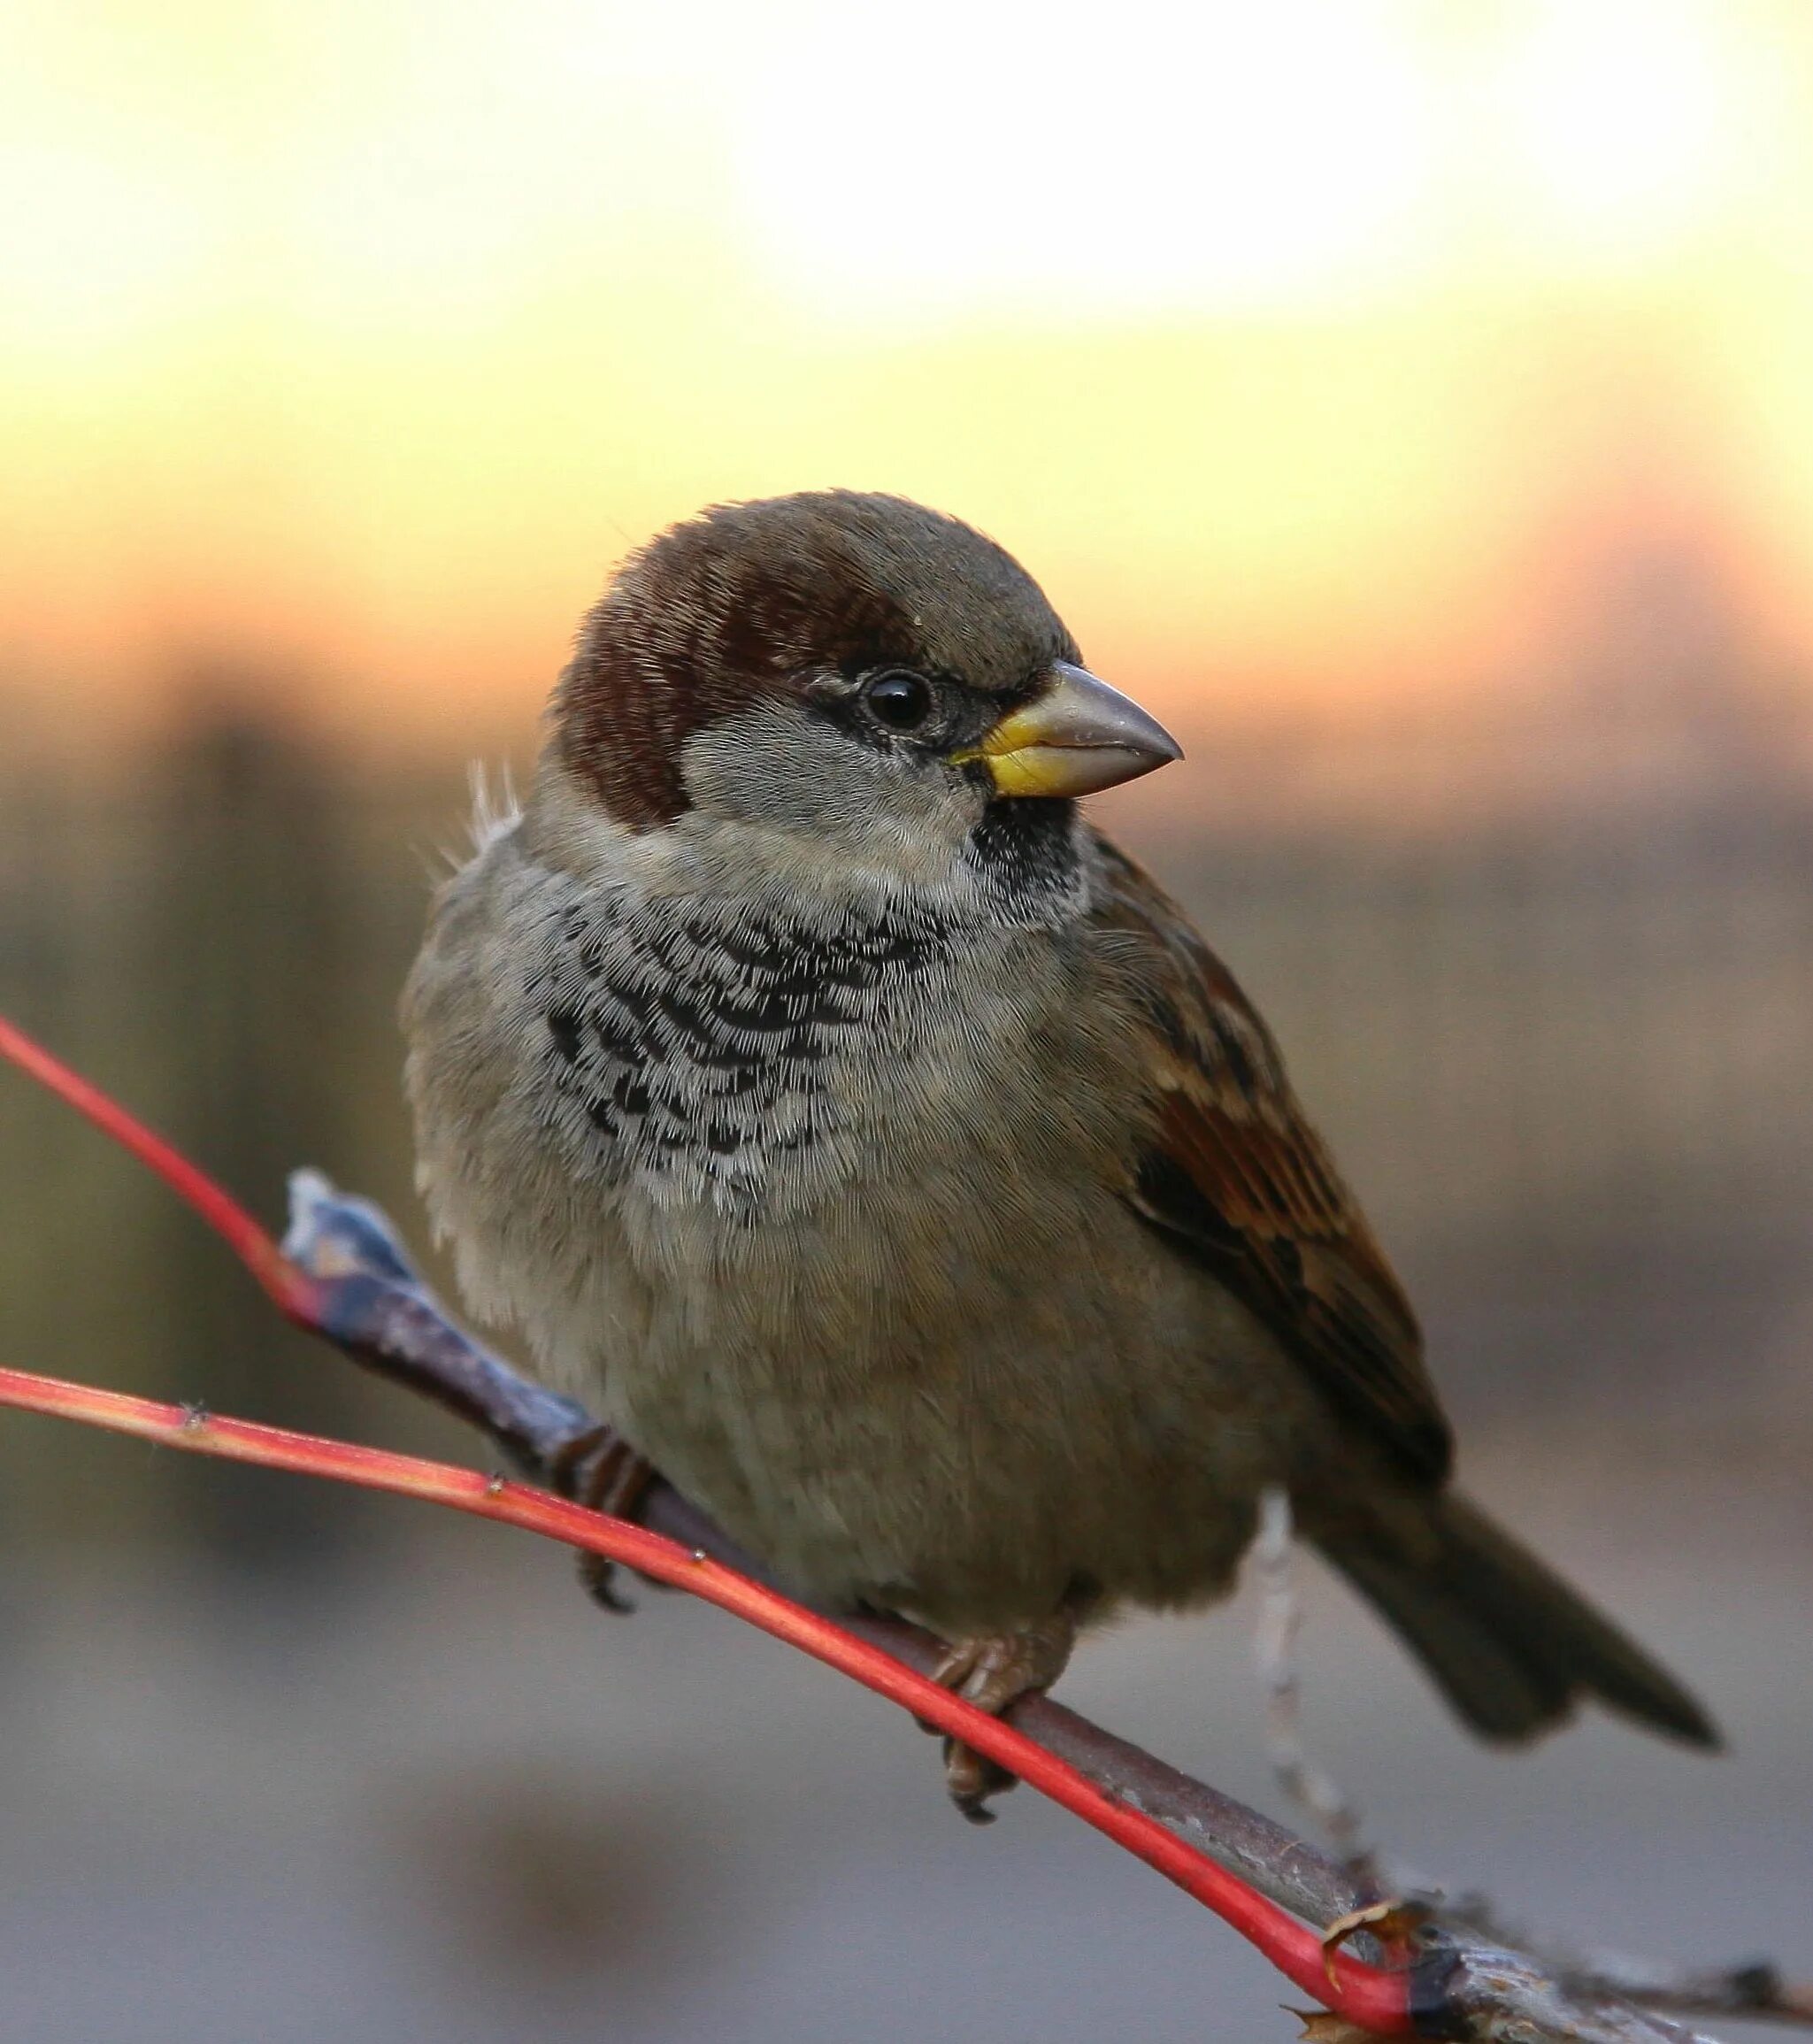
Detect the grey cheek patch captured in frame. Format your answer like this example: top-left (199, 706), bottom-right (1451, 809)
top-left (680, 700), bottom-right (983, 874)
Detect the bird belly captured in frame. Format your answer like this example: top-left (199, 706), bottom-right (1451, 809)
top-left (405, 837), bottom-right (1316, 1632)
top-left (582, 1167), bottom-right (1304, 1633)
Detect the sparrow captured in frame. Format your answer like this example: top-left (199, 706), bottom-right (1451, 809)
top-left (403, 490), bottom-right (1717, 1815)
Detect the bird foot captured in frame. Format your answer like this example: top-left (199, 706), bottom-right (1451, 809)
top-left (924, 1609), bottom-right (1079, 1823)
top-left (548, 1425), bottom-right (659, 1612)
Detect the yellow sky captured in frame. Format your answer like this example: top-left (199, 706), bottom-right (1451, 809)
top-left (6, 0), bottom-right (1813, 757)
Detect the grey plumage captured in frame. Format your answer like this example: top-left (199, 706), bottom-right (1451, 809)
top-left (403, 491), bottom-right (1718, 1779)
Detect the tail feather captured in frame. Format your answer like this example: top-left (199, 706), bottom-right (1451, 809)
top-left (1322, 1493), bottom-right (1720, 1749)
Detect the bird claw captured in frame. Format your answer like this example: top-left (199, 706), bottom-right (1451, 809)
top-left (1319, 1898), bottom-right (1432, 1986)
top-left (578, 1550), bottom-right (638, 1613)
top-left (549, 1425), bottom-right (659, 1614)
top-left (941, 1737), bottom-right (1018, 1823)
top-left (922, 1610), bottom-right (1079, 1821)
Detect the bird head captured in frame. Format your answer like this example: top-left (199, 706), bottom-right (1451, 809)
top-left (549, 491), bottom-right (1181, 865)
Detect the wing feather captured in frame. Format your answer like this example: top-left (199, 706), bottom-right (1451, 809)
top-left (1087, 832), bottom-right (1453, 1485)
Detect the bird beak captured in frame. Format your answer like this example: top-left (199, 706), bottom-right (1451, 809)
top-left (959, 662), bottom-right (1184, 798)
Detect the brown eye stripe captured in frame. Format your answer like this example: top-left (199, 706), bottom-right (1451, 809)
top-left (557, 544), bottom-right (919, 830)
top-left (551, 492), bottom-right (1080, 831)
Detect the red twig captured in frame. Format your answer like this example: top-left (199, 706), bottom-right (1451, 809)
top-left (0, 1362), bottom-right (1415, 2031)
top-left (0, 1015), bottom-right (319, 1323)
top-left (0, 1012), bottom-right (1417, 2034)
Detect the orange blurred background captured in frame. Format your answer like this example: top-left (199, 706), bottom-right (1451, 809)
top-left (3, 11), bottom-right (1810, 2044)
top-left (8, 0), bottom-right (1813, 780)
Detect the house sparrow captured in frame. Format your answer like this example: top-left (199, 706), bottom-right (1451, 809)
top-left (403, 490), bottom-right (1717, 1815)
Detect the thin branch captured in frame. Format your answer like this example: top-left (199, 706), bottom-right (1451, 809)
top-left (4, 1010), bottom-right (1807, 2044)
top-left (1575, 1963), bottom-right (1813, 2030)
top-left (1245, 1487), bottom-right (1813, 2034)
top-left (1425, 1887), bottom-right (1813, 2033)
top-left (0, 1355), bottom-right (1419, 2028)
top-left (1255, 1485), bottom-right (1378, 1881)
top-left (0, 1015), bottom-right (317, 1323)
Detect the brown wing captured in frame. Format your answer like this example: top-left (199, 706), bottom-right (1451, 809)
top-left (1087, 831), bottom-right (1453, 1486)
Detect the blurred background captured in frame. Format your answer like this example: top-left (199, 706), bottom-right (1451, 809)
top-left (2, 3), bottom-right (1809, 2039)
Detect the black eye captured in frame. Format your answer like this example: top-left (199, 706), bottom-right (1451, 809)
top-left (861, 670), bottom-right (934, 733)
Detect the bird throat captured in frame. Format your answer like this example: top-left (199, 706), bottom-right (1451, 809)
top-left (526, 799), bottom-right (1082, 1217)
top-left (531, 886), bottom-right (956, 1210)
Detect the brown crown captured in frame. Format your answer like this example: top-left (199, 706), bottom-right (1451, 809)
top-left (552, 491), bottom-right (1078, 830)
